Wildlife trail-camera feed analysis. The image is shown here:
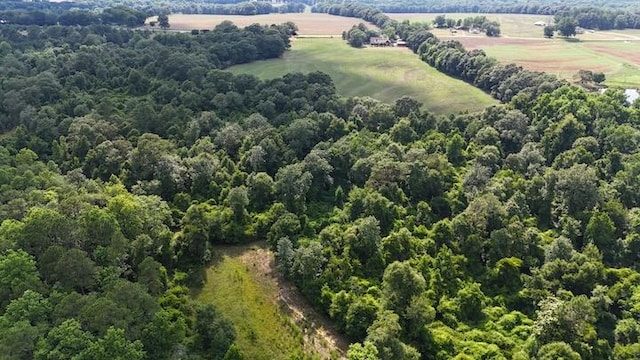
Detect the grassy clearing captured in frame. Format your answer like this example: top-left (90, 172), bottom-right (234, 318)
top-left (147, 13), bottom-right (378, 35)
top-left (195, 243), bottom-right (347, 360)
top-left (228, 37), bottom-right (496, 114)
top-left (196, 245), bottom-right (306, 360)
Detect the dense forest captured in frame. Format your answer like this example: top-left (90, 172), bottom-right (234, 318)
top-left (0, 4), bottom-right (148, 27)
top-left (0, 2), bottom-right (306, 26)
top-left (0, 21), bottom-right (304, 359)
top-left (2, 1), bottom-right (640, 360)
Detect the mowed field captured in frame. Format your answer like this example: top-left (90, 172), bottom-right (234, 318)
top-left (388, 13), bottom-right (640, 87)
top-left (147, 13), bottom-right (378, 35)
top-left (228, 37), bottom-right (496, 114)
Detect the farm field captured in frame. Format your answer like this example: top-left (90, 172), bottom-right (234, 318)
top-left (147, 13), bottom-right (378, 35)
top-left (228, 37), bottom-right (496, 114)
top-left (389, 12), bottom-right (554, 38)
top-left (195, 244), bottom-right (347, 360)
top-left (388, 13), bottom-right (640, 87)
top-left (469, 39), bottom-right (640, 87)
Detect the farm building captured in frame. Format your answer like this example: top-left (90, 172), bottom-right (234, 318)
top-left (534, 21), bottom-right (547, 26)
top-left (369, 36), bottom-right (391, 46)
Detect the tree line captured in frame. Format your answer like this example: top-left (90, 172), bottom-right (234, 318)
top-left (0, 2), bottom-right (307, 27)
top-left (554, 8), bottom-right (640, 30)
top-left (313, 1), bottom-right (640, 31)
top-left (332, 0), bottom-right (640, 17)
top-left (413, 36), bottom-right (564, 103)
top-left (182, 2), bottom-right (305, 16)
top-left (434, 15), bottom-right (502, 36)
top-left (0, 5), bottom-right (147, 27)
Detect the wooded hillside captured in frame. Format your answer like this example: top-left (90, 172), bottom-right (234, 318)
top-left (1, 3), bottom-right (640, 360)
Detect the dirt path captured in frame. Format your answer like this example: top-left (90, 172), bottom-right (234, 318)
top-left (234, 244), bottom-right (350, 359)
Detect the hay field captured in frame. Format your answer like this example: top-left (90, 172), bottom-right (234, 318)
top-left (388, 13), bottom-right (640, 87)
top-left (228, 37), bottom-right (496, 114)
top-left (146, 13), bottom-right (378, 35)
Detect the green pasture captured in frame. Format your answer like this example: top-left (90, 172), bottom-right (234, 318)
top-left (478, 39), bottom-right (640, 87)
top-left (196, 245), bottom-right (307, 360)
top-left (581, 41), bottom-right (640, 87)
top-left (228, 37), bottom-right (496, 114)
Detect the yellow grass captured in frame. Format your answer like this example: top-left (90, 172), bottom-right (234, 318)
top-left (146, 13), bottom-right (378, 35)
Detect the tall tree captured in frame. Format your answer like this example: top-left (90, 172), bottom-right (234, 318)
top-left (157, 14), bottom-right (170, 30)
top-left (0, 250), bottom-right (44, 311)
top-left (557, 17), bottom-right (578, 37)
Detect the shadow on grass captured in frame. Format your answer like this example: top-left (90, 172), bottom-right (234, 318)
top-left (562, 37), bottom-right (581, 43)
top-left (189, 241), bottom-right (269, 297)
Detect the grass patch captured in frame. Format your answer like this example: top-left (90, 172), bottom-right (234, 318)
top-left (196, 245), bottom-right (308, 360)
top-left (228, 37), bottom-right (496, 114)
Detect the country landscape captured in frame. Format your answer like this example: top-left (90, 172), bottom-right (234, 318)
top-left (158, 11), bottom-right (640, 89)
top-left (1, 0), bottom-right (640, 360)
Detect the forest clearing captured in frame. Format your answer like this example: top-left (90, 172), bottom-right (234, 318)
top-left (195, 244), bottom-right (348, 359)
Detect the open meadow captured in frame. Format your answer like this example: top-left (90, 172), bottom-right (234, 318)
top-left (389, 13), bottom-right (640, 88)
top-left (147, 13), bottom-right (378, 35)
top-left (228, 37), bottom-right (496, 114)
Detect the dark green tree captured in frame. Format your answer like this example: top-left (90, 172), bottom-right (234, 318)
top-left (158, 14), bottom-right (170, 30)
top-left (557, 17), bottom-right (578, 37)
top-left (544, 25), bottom-right (555, 38)
top-left (194, 304), bottom-right (236, 359)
